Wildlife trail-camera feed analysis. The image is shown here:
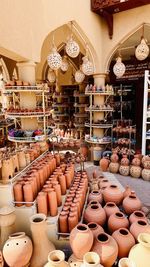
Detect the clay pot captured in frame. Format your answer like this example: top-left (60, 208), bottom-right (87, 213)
top-left (48, 191), bottom-right (58, 216)
top-left (132, 155), bottom-right (141, 166)
top-left (99, 157), bottom-right (110, 172)
top-left (109, 162), bottom-right (119, 173)
top-left (0, 206), bottom-right (16, 249)
top-left (30, 213), bottom-right (55, 267)
top-left (81, 252), bottom-right (103, 267)
top-left (17, 150), bottom-right (26, 169)
top-left (2, 157), bottom-right (14, 183)
top-left (111, 152), bottom-right (119, 163)
top-left (53, 184), bottom-right (62, 207)
top-left (37, 192), bottom-right (48, 216)
top-left (122, 192), bottom-right (142, 215)
top-left (92, 232), bottom-right (118, 267)
top-left (88, 190), bottom-right (103, 204)
top-left (84, 202), bottom-right (106, 226)
top-left (129, 233), bottom-right (150, 267)
top-left (123, 185), bottom-right (132, 198)
top-left (118, 258), bottom-right (136, 267)
top-left (11, 153), bottom-right (19, 172)
top-left (44, 250), bottom-right (68, 267)
top-left (108, 212), bottom-right (129, 233)
top-left (103, 184), bottom-right (123, 205)
top-left (58, 211), bottom-right (69, 233)
top-left (121, 155), bottom-right (129, 166)
top-left (119, 165), bottom-right (130, 176)
top-left (130, 219), bottom-right (150, 241)
top-left (142, 168), bottom-right (150, 181)
top-left (23, 183), bottom-right (34, 207)
top-left (3, 232), bottom-right (33, 267)
top-left (68, 211), bottom-right (79, 232)
top-left (112, 228), bottom-right (135, 258)
top-left (130, 166), bottom-right (142, 178)
top-left (58, 175), bottom-right (67, 195)
top-left (99, 179), bottom-right (111, 189)
top-left (69, 224), bottom-right (93, 260)
top-left (103, 202), bottom-right (120, 218)
top-left (87, 222), bottom-right (104, 239)
top-left (129, 210), bottom-right (147, 224)
top-left (13, 183), bottom-right (23, 207)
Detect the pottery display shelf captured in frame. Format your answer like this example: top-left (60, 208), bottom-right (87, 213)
top-left (85, 123), bottom-right (113, 129)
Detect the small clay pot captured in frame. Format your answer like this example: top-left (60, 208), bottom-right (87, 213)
top-left (129, 211), bottom-right (147, 224)
top-left (130, 219), bottom-right (150, 241)
top-left (122, 192), bottom-right (142, 215)
top-left (108, 212), bottom-right (129, 233)
top-left (103, 202), bottom-right (120, 218)
top-left (87, 222), bottom-right (104, 239)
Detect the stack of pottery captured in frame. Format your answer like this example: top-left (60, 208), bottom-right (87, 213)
top-left (119, 154), bottom-right (130, 176)
top-left (109, 152), bottom-right (119, 173)
top-left (58, 171), bottom-right (88, 233)
top-left (141, 155), bottom-right (150, 181)
top-left (130, 154), bottom-right (142, 178)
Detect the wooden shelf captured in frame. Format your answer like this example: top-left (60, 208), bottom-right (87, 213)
top-left (85, 138), bottom-right (111, 145)
top-left (85, 107), bottom-right (113, 112)
top-left (4, 85), bottom-right (48, 92)
top-left (6, 112), bottom-right (51, 118)
top-left (85, 91), bottom-right (114, 96)
top-left (85, 123), bottom-right (113, 128)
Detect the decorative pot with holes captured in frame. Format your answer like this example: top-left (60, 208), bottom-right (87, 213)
top-left (3, 232), bottom-right (33, 267)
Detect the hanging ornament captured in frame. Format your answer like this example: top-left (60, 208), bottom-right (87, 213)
top-left (65, 21), bottom-right (80, 58)
top-left (113, 56), bottom-right (126, 78)
top-left (47, 32), bottom-right (62, 70)
top-left (81, 55), bottom-right (94, 76)
top-left (135, 37), bottom-right (149, 61)
top-left (60, 55), bottom-right (69, 72)
top-left (75, 69), bottom-right (85, 83)
top-left (47, 69), bottom-right (56, 83)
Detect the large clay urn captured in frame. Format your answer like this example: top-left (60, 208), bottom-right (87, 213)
top-left (103, 202), bottom-right (120, 218)
top-left (130, 219), bottom-right (150, 241)
top-left (84, 202), bottom-right (106, 226)
top-left (30, 213), bottom-right (55, 267)
top-left (109, 162), bottom-right (119, 174)
top-left (103, 184), bottom-right (123, 205)
top-left (118, 258), bottom-right (136, 267)
top-left (108, 212), bottom-right (129, 233)
top-left (88, 190), bottom-right (103, 204)
top-left (130, 166), bottom-right (142, 178)
top-left (129, 233), bottom-right (150, 267)
top-left (99, 157), bottom-right (110, 172)
top-left (112, 228), bottom-right (135, 258)
top-left (0, 206), bottom-right (16, 249)
top-left (92, 232), bottom-right (118, 267)
top-left (69, 224), bottom-right (93, 260)
top-left (3, 232), bottom-right (33, 267)
top-left (87, 222), bottom-right (104, 239)
top-left (122, 191), bottom-right (142, 215)
top-left (129, 210), bottom-right (147, 224)
top-left (44, 250), bottom-right (69, 267)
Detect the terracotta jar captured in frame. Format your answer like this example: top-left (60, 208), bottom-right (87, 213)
top-left (37, 192), bottom-right (48, 216)
top-left (81, 252), bottom-right (103, 267)
top-left (2, 157), bottom-right (14, 183)
top-left (84, 202), bottom-right (106, 226)
top-left (123, 185), bottom-right (132, 198)
top-left (111, 152), bottom-right (119, 163)
top-left (112, 228), bottom-right (135, 258)
top-left (13, 183), bottom-right (23, 207)
top-left (129, 233), bottom-right (150, 267)
top-left (87, 222), bottom-right (104, 238)
top-left (109, 162), bottom-right (119, 174)
top-left (11, 153), bottom-right (19, 173)
top-left (3, 232), bottom-right (33, 267)
top-left (129, 210), bottom-right (147, 224)
top-left (130, 166), bottom-right (142, 178)
top-left (99, 157), bottom-right (110, 172)
top-left (44, 250), bottom-right (69, 267)
top-left (0, 206), bottom-right (16, 249)
top-left (119, 165), bottom-right (130, 176)
top-left (88, 190), bottom-right (103, 204)
top-left (23, 183), bottom-right (34, 207)
top-left (142, 168), bottom-right (150, 181)
top-left (17, 150), bottom-right (26, 169)
top-left (48, 190), bottom-right (58, 217)
top-left (108, 212), bottom-right (129, 233)
top-left (99, 179), bottom-right (111, 189)
top-left (118, 258), bottom-right (136, 267)
top-left (58, 211), bottom-right (69, 233)
top-left (53, 184), bottom-right (62, 207)
top-left (103, 202), bottom-right (120, 218)
top-left (92, 232), bottom-right (118, 267)
top-left (68, 211), bottom-right (79, 232)
top-left (121, 155), bottom-right (129, 166)
top-left (69, 224), bottom-right (93, 260)
top-left (103, 184), bottom-right (123, 205)
top-left (130, 219), bottom-right (150, 241)
top-left (132, 155), bottom-right (141, 166)
top-left (122, 191), bottom-right (142, 215)
top-left (30, 213), bottom-right (55, 267)
top-left (58, 175), bottom-right (66, 195)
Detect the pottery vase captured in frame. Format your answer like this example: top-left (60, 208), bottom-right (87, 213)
top-left (129, 233), bottom-right (150, 267)
top-left (69, 224), bottom-right (93, 260)
top-left (2, 157), bottom-right (14, 183)
top-left (130, 166), bottom-right (141, 178)
top-left (118, 258), bottom-right (136, 267)
top-left (84, 202), bottom-right (106, 226)
top-left (37, 192), bottom-right (48, 216)
top-left (132, 155), bottom-right (141, 166)
top-left (122, 192), bottom-right (142, 215)
top-left (109, 162), bottom-right (119, 174)
top-left (3, 232), bottom-right (33, 267)
top-left (80, 252), bottom-right (104, 267)
top-left (13, 183), bottom-right (24, 207)
top-left (44, 250), bottom-right (69, 267)
top-left (92, 232), bottom-right (118, 267)
top-left (99, 158), bottom-right (110, 172)
top-left (17, 150), bottom-right (26, 169)
top-left (103, 202), bottom-right (120, 218)
top-left (103, 184), bottom-right (123, 205)
top-left (87, 222), bottom-right (104, 239)
top-left (0, 206), bottom-right (16, 249)
top-left (108, 212), bottom-right (129, 233)
top-left (142, 168), bottom-right (150, 181)
top-left (129, 210), bottom-right (147, 224)
top-left (110, 152), bottom-right (119, 163)
top-left (121, 155), bottom-right (129, 166)
top-left (112, 228), bottom-right (135, 258)
top-left (58, 211), bottom-right (69, 233)
top-left (130, 219), bottom-right (150, 241)
top-left (30, 213), bottom-right (55, 267)
top-left (119, 165), bottom-right (130, 176)
top-left (88, 190), bottom-right (103, 204)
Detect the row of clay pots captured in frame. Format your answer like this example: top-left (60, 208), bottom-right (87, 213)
top-left (58, 171), bottom-right (88, 233)
top-left (37, 163), bottom-right (75, 217)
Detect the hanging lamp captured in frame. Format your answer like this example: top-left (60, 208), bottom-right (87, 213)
top-left (66, 21), bottom-right (80, 58)
top-left (47, 69), bottom-right (56, 83)
top-left (47, 32), bottom-right (62, 70)
top-left (81, 45), bottom-right (94, 76)
top-left (75, 68), bottom-right (85, 83)
top-left (135, 24), bottom-right (149, 61)
top-left (113, 52), bottom-right (126, 78)
top-left (60, 55), bottom-right (69, 72)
